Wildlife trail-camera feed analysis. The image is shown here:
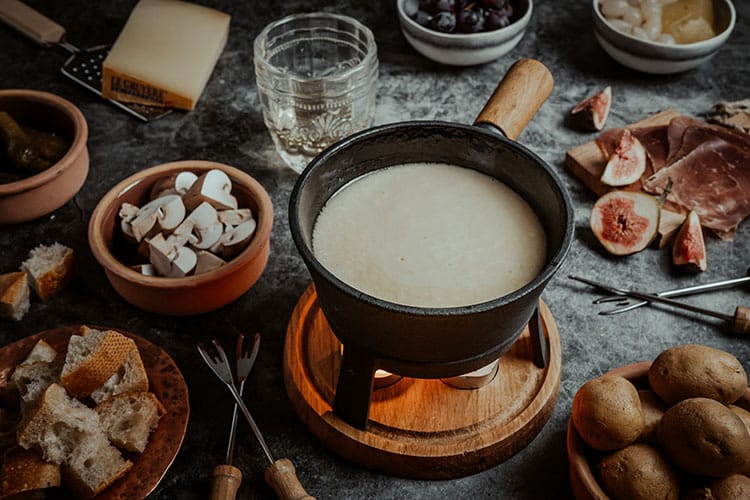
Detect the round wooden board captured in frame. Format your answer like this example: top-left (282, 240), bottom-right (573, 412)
top-left (283, 284), bottom-right (562, 479)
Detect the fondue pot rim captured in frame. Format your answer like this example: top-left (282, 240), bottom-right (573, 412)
top-left (289, 120), bottom-right (574, 316)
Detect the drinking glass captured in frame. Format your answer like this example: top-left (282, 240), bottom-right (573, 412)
top-left (254, 13), bottom-right (379, 173)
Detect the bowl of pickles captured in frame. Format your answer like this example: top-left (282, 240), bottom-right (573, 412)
top-left (0, 89), bottom-right (89, 225)
top-left (593, 0), bottom-right (736, 74)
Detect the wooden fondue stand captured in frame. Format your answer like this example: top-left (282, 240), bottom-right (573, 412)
top-left (283, 285), bottom-right (562, 479)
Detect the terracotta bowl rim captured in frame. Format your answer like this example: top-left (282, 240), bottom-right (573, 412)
top-left (0, 89), bottom-right (88, 195)
top-left (88, 160), bottom-right (273, 289)
top-left (566, 360), bottom-right (750, 500)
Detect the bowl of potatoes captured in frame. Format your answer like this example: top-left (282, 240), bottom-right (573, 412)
top-left (567, 344), bottom-right (750, 500)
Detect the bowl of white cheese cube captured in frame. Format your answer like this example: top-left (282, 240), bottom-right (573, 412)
top-left (592, 0), bottom-right (736, 74)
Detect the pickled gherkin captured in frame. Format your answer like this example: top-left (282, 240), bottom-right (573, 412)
top-left (0, 111), bottom-right (69, 183)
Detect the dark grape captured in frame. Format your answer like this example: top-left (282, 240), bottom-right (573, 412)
top-left (434, 0), bottom-right (456, 12)
top-left (485, 9), bottom-right (511, 30)
top-left (414, 9), bottom-right (433, 27)
top-left (429, 11), bottom-right (457, 32)
top-left (419, 0), bottom-right (435, 12)
top-left (415, 0), bottom-right (516, 34)
top-left (457, 9), bottom-right (484, 33)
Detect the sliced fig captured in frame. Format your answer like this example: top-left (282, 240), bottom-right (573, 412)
top-left (672, 210), bottom-right (707, 271)
top-left (571, 86), bottom-right (612, 131)
top-left (600, 129), bottom-right (647, 187)
top-left (590, 190), bottom-right (661, 256)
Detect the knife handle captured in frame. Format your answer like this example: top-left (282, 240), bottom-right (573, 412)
top-left (209, 464), bottom-right (242, 500)
top-left (0, 0), bottom-right (65, 46)
top-left (264, 458), bottom-right (315, 500)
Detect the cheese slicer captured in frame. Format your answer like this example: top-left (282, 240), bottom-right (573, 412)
top-left (0, 0), bottom-right (171, 122)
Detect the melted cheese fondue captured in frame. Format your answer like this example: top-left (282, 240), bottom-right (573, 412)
top-left (312, 162), bottom-right (547, 308)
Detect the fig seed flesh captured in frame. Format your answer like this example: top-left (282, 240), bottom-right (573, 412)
top-left (590, 190), bottom-right (660, 256)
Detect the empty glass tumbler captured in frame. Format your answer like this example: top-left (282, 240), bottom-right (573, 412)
top-left (254, 13), bottom-right (379, 173)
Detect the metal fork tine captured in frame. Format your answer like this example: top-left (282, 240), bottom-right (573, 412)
top-left (593, 296), bottom-right (631, 305)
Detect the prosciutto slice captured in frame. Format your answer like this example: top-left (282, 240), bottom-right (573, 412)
top-left (597, 116), bottom-right (750, 240)
top-left (643, 137), bottom-right (750, 240)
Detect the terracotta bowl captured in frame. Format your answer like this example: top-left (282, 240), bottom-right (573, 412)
top-left (566, 361), bottom-right (750, 500)
top-left (0, 89), bottom-right (89, 224)
top-left (88, 160), bottom-right (273, 316)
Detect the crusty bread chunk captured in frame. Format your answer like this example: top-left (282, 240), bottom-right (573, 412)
top-left (62, 431), bottom-right (132, 499)
top-left (1, 446), bottom-right (61, 497)
top-left (11, 359), bottom-right (63, 411)
top-left (0, 271), bottom-right (30, 321)
top-left (20, 243), bottom-right (76, 302)
top-left (96, 391), bottom-right (166, 453)
top-left (20, 339), bottom-right (58, 366)
top-left (91, 348), bottom-right (149, 404)
top-left (60, 328), bottom-right (136, 398)
top-left (16, 384), bottom-right (104, 465)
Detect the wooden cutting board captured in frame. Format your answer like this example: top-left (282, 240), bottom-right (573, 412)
top-left (564, 108), bottom-right (687, 246)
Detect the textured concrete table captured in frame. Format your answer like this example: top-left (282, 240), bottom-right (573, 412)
top-left (1, 1), bottom-right (749, 499)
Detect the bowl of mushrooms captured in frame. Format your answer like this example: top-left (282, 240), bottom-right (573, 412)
top-left (88, 160), bottom-right (273, 315)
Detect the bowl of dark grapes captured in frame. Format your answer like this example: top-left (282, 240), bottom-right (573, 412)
top-left (396, 0), bottom-right (532, 65)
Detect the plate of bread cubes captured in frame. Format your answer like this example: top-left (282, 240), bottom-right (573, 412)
top-left (0, 325), bottom-right (189, 499)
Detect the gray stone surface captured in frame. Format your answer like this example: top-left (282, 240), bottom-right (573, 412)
top-left (1, 0), bottom-right (749, 499)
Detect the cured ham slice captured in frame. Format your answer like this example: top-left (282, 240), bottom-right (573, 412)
top-left (643, 138), bottom-right (750, 240)
top-left (597, 116), bottom-right (750, 240)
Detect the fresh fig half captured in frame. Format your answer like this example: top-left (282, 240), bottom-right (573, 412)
top-left (600, 129), bottom-right (647, 187)
top-left (590, 190), bottom-right (661, 256)
top-left (672, 209), bottom-right (707, 271)
top-left (571, 86), bottom-right (612, 131)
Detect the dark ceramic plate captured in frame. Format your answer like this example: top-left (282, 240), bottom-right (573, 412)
top-left (0, 325), bottom-right (190, 499)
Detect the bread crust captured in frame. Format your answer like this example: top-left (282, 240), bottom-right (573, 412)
top-left (0, 271), bottom-right (30, 321)
top-left (60, 331), bottom-right (136, 398)
top-left (1, 446), bottom-right (61, 497)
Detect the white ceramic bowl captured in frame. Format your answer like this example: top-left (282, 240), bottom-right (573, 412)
top-left (592, 0), bottom-right (736, 74)
top-left (396, 0), bottom-right (533, 66)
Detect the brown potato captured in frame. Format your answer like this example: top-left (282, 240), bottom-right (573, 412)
top-left (729, 405), bottom-right (750, 435)
top-left (658, 398), bottom-right (750, 477)
top-left (708, 474), bottom-right (750, 500)
top-left (596, 443), bottom-right (679, 500)
top-left (572, 375), bottom-right (644, 451)
top-left (637, 389), bottom-right (667, 444)
top-left (648, 344), bottom-right (747, 405)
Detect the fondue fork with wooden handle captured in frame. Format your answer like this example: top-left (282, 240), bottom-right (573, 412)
top-left (209, 333), bottom-right (260, 500)
top-left (198, 339), bottom-right (315, 500)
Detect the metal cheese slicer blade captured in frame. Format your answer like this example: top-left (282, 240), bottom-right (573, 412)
top-left (0, 0), bottom-right (171, 122)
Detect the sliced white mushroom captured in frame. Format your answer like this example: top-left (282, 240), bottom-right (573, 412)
top-left (130, 194), bottom-right (186, 242)
top-left (148, 238), bottom-right (197, 278)
top-left (174, 171), bottom-right (198, 194)
top-left (221, 218), bottom-right (257, 258)
top-left (181, 201), bottom-right (223, 250)
top-left (194, 251), bottom-right (226, 275)
top-left (183, 169), bottom-right (238, 211)
top-left (218, 208), bottom-right (253, 226)
top-left (119, 202), bottom-right (141, 243)
top-left (131, 263), bottom-right (157, 276)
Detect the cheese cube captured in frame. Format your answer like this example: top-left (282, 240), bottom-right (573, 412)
top-left (101, 0), bottom-right (230, 110)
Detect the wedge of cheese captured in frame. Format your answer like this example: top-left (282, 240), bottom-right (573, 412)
top-left (101, 0), bottom-right (230, 110)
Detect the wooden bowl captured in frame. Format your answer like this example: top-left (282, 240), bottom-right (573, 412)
top-left (88, 160), bottom-right (273, 315)
top-left (0, 89), bottom-right (89, 224)
top-left (566, 361), bottom-right (750, 500)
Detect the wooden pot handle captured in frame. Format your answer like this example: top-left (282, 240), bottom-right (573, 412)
top-left (474, 58), bottom-right (554, 140)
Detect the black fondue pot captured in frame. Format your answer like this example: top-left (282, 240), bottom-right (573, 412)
top-left (289, 59), bottom-right (574, 429)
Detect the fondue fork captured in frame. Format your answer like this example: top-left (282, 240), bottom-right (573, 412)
top-left (570, 275), bottom-right (750, 334)
top-left (208, 333), bottom-right (260, 500)
top-left (595, 268), bottom-right (750, 315)
top-left (197, 339), bottom-right (315, 500)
